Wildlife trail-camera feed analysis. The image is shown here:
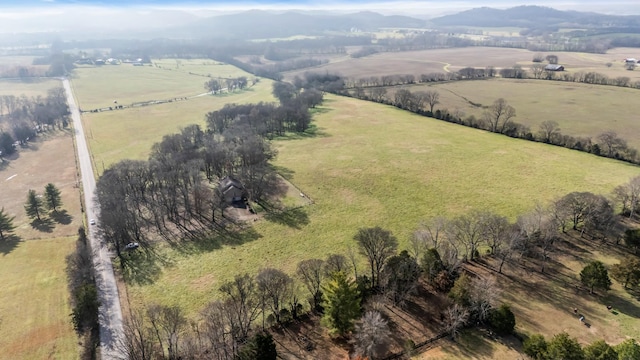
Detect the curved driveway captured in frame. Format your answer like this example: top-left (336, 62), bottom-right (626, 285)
top-left (63, 79), bottom-right (125, 359)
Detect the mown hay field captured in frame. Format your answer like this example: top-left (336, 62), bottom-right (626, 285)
top-left (0, 78), bottom-right (60, 98)
top-left (0, 237), bottom-right (78, 360)
top-left (385, 78), bottom-right (640, 149)
top-left (283, 47), bottom-right (640, 82)
top-left (71, 58), bottom-right (257, 110)
top-left (78, 78), bottom-right (276, 170)
top-left (125, 94), bottom-right (640, 318)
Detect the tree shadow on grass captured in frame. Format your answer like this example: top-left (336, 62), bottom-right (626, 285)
top-left (264, 207), bottom-right (310, 229)
top-left (438, 329), bottom-right (501, 359)
top-left (0, 234), bottom-right (21, 255)
top-left (30, 217), bottom-right (55, 232)
top-left (50, 209), bottom-right (73, 225)
top-left (273, 124), bottom-right (329, 141)
top-left (173, 226), bottom-right (263, 255)
top-left (602, 292), bottom-right (640, 319)
top-left (120, 246), bottom-right (168, 286)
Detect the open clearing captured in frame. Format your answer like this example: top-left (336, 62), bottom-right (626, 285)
top-left (123, 94), bottom-right (640, 319)
top-left (386, 78), bottom-right (640, 149)
top-left (283, 47), bottom-right (640, 82)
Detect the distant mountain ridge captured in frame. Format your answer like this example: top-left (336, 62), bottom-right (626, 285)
top-left (183, 10), bottom-right (427, 39)
top-left (431, 5), bottom-right (640, 28)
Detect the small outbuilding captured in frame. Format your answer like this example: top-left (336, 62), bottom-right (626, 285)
top-left (545, 64), bottom-right (565, 71)
top-left (218, 176), bottom-right (246, 204)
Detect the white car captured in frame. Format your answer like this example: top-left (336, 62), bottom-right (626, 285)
top-left (125, 242), bottom-right (140, 250)
top-left (89, 219), bottom-right (96, 225)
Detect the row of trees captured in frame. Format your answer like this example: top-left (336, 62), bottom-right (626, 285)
top-left (347, 84), bottom-right (640, 165)
top-left (204, 76), bottom-right (249, 94)
top-left (0, 88), bottom-right (70, 156)
top-left (66, 227), bottom-right (100, 359)
top-left (524, 333), bottom-right (640, 360)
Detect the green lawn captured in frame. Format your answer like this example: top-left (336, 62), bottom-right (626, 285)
top-left (0, 237), bottom-right (78, 360)
top-left (390, 78), bottom-right (640, 149)
top-left (124, 94), bottom-right (640, 317)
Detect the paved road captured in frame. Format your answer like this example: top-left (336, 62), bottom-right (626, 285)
top-left (63, 79), bottom-right (126, 359)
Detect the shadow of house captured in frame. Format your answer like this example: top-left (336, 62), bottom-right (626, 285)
top-left (218, 176), bottom-right (247, 205)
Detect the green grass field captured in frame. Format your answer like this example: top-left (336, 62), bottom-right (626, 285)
top-left (0, 237), bottom-right (78, 360)
top-left (124, 94), bottom-right (640, 318)
top-left (71, 59), bottom-right (257, 110)
top-left (80, 79), bottom-right (275, 170)
top-left (388, 78), bottom-right (640, 149)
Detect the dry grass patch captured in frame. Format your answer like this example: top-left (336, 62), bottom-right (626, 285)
top-left (396, 78), bottom-right (640, 149)
top-left (284, 47), bottom-right (640, 82)
top-left (0, 131), bottom-right (82, 240)
top-left (0, 237), bottom-right (78, 360)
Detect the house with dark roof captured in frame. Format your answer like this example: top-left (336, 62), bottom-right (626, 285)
top-left (218, 176), bottom-right (247, 204)
top-left (545, 64), bottom-right (565, 71)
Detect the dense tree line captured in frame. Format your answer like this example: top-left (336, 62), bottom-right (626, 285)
top-left (0, 88), bottom-right (70, 156)
top-left (524, 332), bottom-right (640, 360)
top-left (66, 227), bottom-right (100, 359)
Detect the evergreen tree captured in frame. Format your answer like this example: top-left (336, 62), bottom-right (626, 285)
top-left (24, 189), bottom-right (44, 221)
top-left (0, 207), bottom-right (16, 240)
top-left (237, 331), bottom-right (277, 360)
top-left (448, 272), bottom-right (472, 306)
top-left (489, 304), bottom-right (516, 335)
top-left (321, 271), bottom-right (361, 336)
top-left (547, 332), bottom-right (585, 360)
top-left (584, 339), bottom-right (617, 360)
top-left (580, 261), bottom-right (612, 294)
top-left (615, 339), bottom-right (640, 360)
top-left (44, 183), bottom-right (62, 212)
top-left (523, 333), bottom-right (548, 360)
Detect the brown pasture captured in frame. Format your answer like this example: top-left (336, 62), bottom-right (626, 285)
top-left (383, 78), bottom-right (640, 150)
top-left (0, 130), bottom-right (83, 240)
top-left (283, 47), bottom-right (640, 83)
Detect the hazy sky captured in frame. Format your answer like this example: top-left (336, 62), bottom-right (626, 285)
top-left (1, 0), bottom-right (639, 15)
top-left (0, 0), bottom-right (638, 34)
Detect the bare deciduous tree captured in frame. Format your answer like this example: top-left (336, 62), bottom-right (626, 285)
top-left (449, 210), bottom-right (485, 261)
top-left (444, 304), bottom-right (469, 340)
top-left (354, 227), bottom-right (398, 288)
top-left (218, 273), bottom-right (261, 342)
top-left (538, 120), bottom-right (561, 143)
top-left (354, 311), bottom-right (391, 360)
top-left (120, 309), bottom-right (155, 360)
top-left (470, 276), bottom-right (499, 323)
top-left (256, 268), bottom-right (293, 324)
top-left (325, 253), bottom-right (348, 276)
top-left (424, 90), bottom-right (440, 113)
top-left (297, 258), bottom-right (325, 312)
top-left (147, 304), bottom-right (187, 360)
top-left (483, 98), bottom-right (516, 133)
